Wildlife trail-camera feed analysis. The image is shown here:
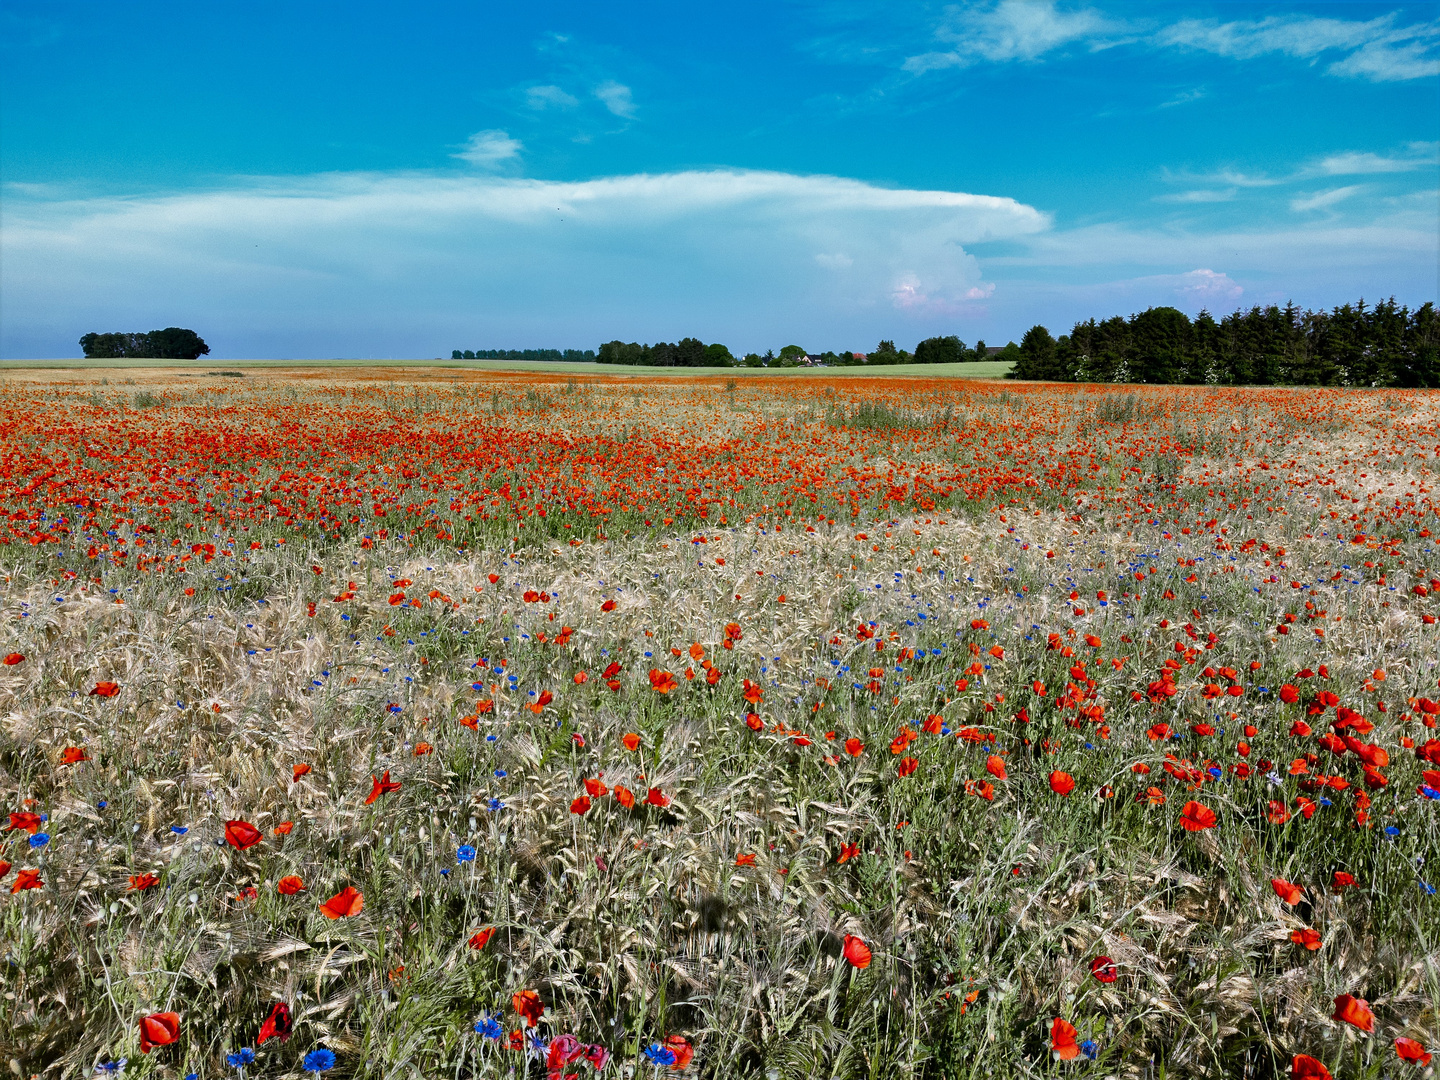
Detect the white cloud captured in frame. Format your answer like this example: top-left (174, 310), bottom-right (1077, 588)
top-left (903, 6), bottom-right (1440, 83)
top-left (1172, 268), bottom-right (1243, 304)
top-left (1291, 185), bottom-right (1364, 213)
top-left (594, 81), bottom-right (636, 118)
top-left (0, 169), bottom-right (1046, 356)
top-left (1156, 12), bottom-right (1440, 82)
top-left (905, 0), bottom-right (1114, 70)
top-left (1156, 188), bottom-right (1237, 204)
top-left (453, 130), bottom-right (523, 167)
top-left (526, 85), bottom-right (579, 109)
top-left (1315, 144), bottom-right (1438, 176)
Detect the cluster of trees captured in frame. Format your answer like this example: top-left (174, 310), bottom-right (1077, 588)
top-left (80, 328), bottom-right (209, 359)
top-left (1009, 298), bottom-right (1439, 387)
top-left (452, 349), bottom-right (597, 361)
top-left (597, 339), bottom-right (736, 366)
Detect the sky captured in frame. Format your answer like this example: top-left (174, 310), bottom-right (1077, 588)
top-left (1, 0), bottom-right (1437, 359)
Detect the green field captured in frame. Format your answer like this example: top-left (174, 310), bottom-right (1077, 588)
top-left (0, 358), bottom-right (1014, 378)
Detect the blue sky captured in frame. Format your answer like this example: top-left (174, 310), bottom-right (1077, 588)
top-left (1, 0), bottom-right (1436, 358)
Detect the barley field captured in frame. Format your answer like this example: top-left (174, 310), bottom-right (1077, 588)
top-left (2, 370), bottom-right (1438, 1080)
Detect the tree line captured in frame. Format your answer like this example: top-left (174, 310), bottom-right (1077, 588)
top-left (80, 328), bottom-right (210, 359)
top-left (452, 349), bottom-right (596, 362)
top-left (1008, 298), bottom-right (1440, 387)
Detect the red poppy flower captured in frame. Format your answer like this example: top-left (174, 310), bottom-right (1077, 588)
top-left (1289, 1056), bottom-right (1332, 1080)
top-left (1331, 994), bottom-right (1375, 1032)
top-left (89, 681), bottom-right (120, 698)
top-left (513, 989), bottom-right (545, 1027)
top-left (0, 860), bottom-right (10, 878)
top-left (257, 1001), bottom-right (292, 1045)
top-left (570, 795), bottom-right (592, 815)
top-left (897, 756), bottom-right (918, 778)
top-left (735, 853), bottom-right (756, 866)
top-left (622, 732), bottom-right (641, 751)
top-left (614, 785), bottom-right (636, 808)
top-left (139, 1011), bottom-right (181, 1053)
top-left (648, 669), bottom-right (678, 693)
top-left (584, 778), bottom-right (608, 798)
top-left (292, 763), bottom-right (311, 781)
top-left (1090, 956), bottom-right (1117, 982)
top-left (843, 737), bottom-right (864, 756)
top-left (1271, 878), bottom-right (1304, 906)
top-left (1049, 771), bottom-right (1075, 796)
top-left (319, 885), bottom-right (364, 918)
top-left (224, 819), bottom-right (263, 850)
top-left (645, 787), bottom-right (671, 808)
top-left (842, 934), bottom-right (872, 969)
top-left (469, 927), bottom-right (496, 950)
top-left (742, 678), bottom-right (764, 704)
top-left (601, 599), bottom-right (617, 611)
top-left (273, 821), bottom-right (294, 836)
top-left (7, 812), bottom-right (43, 835)
top-left (1395, 1038), bottom-right (1432, 1066)
top-left (2, 653), bottom-right (23, 665)
top-left (277, 875), bottom-right (306, 895)
top-left (1050, 1017), bottom-right (1080, 1060)
top-left (1291, 928), bottom-right (1322, 950)
top-left (10, 868), bottom-right (42, 893)
top-left (664, 1035), bottom-right (694, 1069)
top-left (364, 770), bottom-right (402, 805)
top-left (413, 742), bottom-right (433, 756)
top-left (1179, 800), bottom-right (1217, 831)
top-left (128, 872), bottom-right (159, 892)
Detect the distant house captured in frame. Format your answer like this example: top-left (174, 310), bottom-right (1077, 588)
top-left (852, 353), bottom-right (867, 361)
top-left (802, 354), bottom-right (826, 366)
top-left (984, 346), bottom-right (1006, 357)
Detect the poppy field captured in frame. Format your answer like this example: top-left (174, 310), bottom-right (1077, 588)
top-left (2, 370), bottom-right (1439, 1079)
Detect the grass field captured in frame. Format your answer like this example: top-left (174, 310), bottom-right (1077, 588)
top-left (0, 359), bottom-right (1015, 380)
top-left (1, 371), bottom-right (1437, 1079)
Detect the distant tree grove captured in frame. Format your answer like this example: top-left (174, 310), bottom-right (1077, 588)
top-left (450, 338), bottom-right (1021, 367)
top-left (452, 349), bottom-right (596, 362)
top-left (80, 328), bottom-right (210, 359)
top-left (1008, 298), bottom-right (1440, 387)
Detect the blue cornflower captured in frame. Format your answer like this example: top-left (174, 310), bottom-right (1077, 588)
top-left (184, 1074), bottom-right (197, 1080)
top-left (30, 833), bottom-right (50, 848)
top-left (457, 845), bottom-right (476, 863)
top-left (97, 800), bottom-right (108, 809)
top-left (302, 1050), bottom-right (336, 1074)
top-left (1080, 1040), bottom-right (1098, 1060)
top-left (226, 1049), bottom-right (255, 1069)
top-left (1385, 826), bottom-right (1401, 838)
top-left (486, 798), bottom-right (504, 812)
top-left (171, 826), bottom-right (189, 835)
top-left (644, 1044), bottom-right (678, 1066)
top-left (1420, 880), bottom-right (1436, 896)
top-left (485, 734), bottom-right (498, 742)
top-left (95, 1061), bottom-right (127, 1075)
top-left (439, 868), bottom-right (451, 876)
top-left (474, 1015), bottom-right (503, 1039)
top-left (1422, 786), bottom-right (1440, 800)
top-left (493, 769), bottom-right (507, 779)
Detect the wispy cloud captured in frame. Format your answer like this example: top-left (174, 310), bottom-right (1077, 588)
top-left (525, 85), bottom-right (579, 110)
top-left (904, 0), bottom-right (1117, 72)
top-left (1291, 185), bottom-right (1364, 213)
top-left (902, 4), bottom-right (1440, 82)
top-left (1314, 144), bottom-right (1438, 176)
top-left (452, 130), bottom-right (523, 167)
top-left (1156, 188), bottom-right (1237, 204)
top-left (593, 80), bottom-right (636, 118)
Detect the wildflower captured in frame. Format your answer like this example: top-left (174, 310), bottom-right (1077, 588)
top-left (302, 1049), bottom-right (336, 1074)
top-left (224, 820), bottom-right (263, 851)
top-left (11, 869), bottom-right (43, 892)
top-left (94, 1061), bottom-right (126, 1075)
top-left (257, 1002), bottom-right (292, 1045)
top-left (1331, 994), bottom-right (1375, 1032)
top-left (292, 763), bottom-right (312, 780)
top-left (1179, 800), bottom-right (1217, 831)
top-left (645, 787), bottom-right (671, 808)
top-left (1289, 1056), bottom-right (1331, 1080)
top-left (2, 652), bottom-right (23, 665)
top-left (318, 886), bottom-right (364, 918)
top-left (512, 989), bottom-right (544, 1027)
top-left (622, 732), bottom-right (641, 751)
top-left (60, 747), bottom-right (89, 764)
top-left (364, 771), bottom-right (401, 804)
top-left (1090, 956), bottom-right (1117, 982)
top-left (29, 832), bottom-right (50, 848)
top-left (226, 1048), bottom-right (255, 1069)
top-left (1395, 1038), bottom-right (1432, 1066)
top-left (1050, 1017), bottom-right (1079, 1060)
top-left (90, 681), bottom-right (120, 697)
top-left (277, 875), bottom-right (305, 895)
top-left (127, 873), bottom-right (159, 892)
top-left (457, 844), bottom-right (476, 863)
top-left (138, 1012), bottom-right (181, 1053)
top-left (170, 825), bottom-right (189, 835)
top-left (474, 1014), bottom-right (503, 1039)
top-left (468, 927), bottom-right (495, 950)
top-left (1271, 878), bottom-right (1305, 906)
top-left (1291, 928), bottom-right (1322, 950)
top-left (1048, 771), bottom-right (1075, 797)
top-left (842, 934), bottom-right (872, 969)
